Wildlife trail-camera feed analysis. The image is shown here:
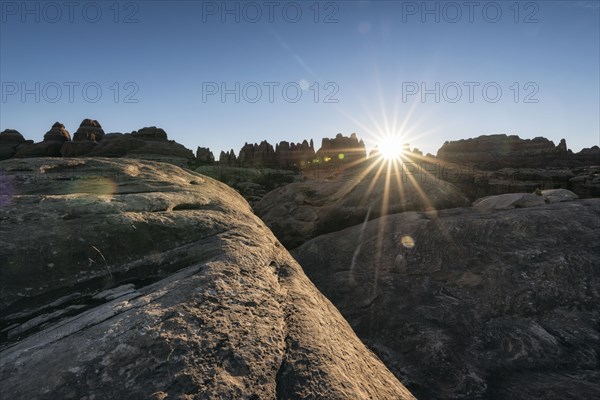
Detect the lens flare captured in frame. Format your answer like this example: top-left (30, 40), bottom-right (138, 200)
top-left (400, 235), bottom-right (415, 249)
top-left (68, 177), bottom-right (117, 197)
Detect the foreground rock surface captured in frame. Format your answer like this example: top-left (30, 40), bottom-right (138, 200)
top-left (293, 199), bottom-right (600, 400)
top-left (0, 158), bottom-right (414, 400)
top-left (472, 189), bottom-right (579, 211)
top-left (256, 164), bottom-right (470, 248)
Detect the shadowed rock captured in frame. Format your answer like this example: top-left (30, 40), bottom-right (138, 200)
top-left (196, 146), bottom-right (215, 163)
top-left (570, 166), bottom-right (600, 198)
top-left (14, 141), bottom-right (62, 158)
top-left (472, 190), bottom-right (579, 211)
top-left (14, 123), bottom-right (71, 158)
top-left (0, 130), bottom-right (32, 160)
top-left (219, 149), bottom-right (238, 166)
top-left (316, 133), bottom-right (366, 165)
top-left (0, 157), bottom-right (415, 400)
top-left (276, 140), bottom-right (315, 169)
top-left (61, 140), bottom-right (98, 157)
top-left (131, 126), bottom-right (168, 141)
top-left (255, 165), bottom-right (470, 249)
top-left (238, 141), bottom-right (277, 167)
top-left (436, 134), bottom-right (600, 169)
top-left (293, 199), bottom-right (600, 400)
top-left (43, 122), bottom-right (71, 143)
top-left (73, 119), bottom-right (105, 142)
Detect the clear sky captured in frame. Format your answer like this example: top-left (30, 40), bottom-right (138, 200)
top-left (1, 0), bottom-right (599, 156)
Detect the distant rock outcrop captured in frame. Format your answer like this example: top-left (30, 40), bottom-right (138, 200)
top-left (1, 119), bottom-right (196, 166)
top-left (436, 134), bottom-right (599, 169)
top-left (196, 146), bottom-right (215, 163)
top-left (219, 149), bottom-right (238, 166)
top-left (43, 122), bottom-right (71, 142)
top-left (219, 139), bottom-right (318, 170)
top-left (238, 140), bottom-right (277, 167)
top-left (293, 198), bottom-right (600, 400)
top-left (316, 133), bottom-right (367, 164)
top-left (569, 166), bottom-right (600, 197)
top-left (14, 122), bottom-right (72, 158)
top-left (131, 126), bottom-right (168, 141)
top-left (0, 129), bottom-right (32, 160)
top-left (220, 134), bottom-right (365, 170)
top-left (275, 140), bottom-right (316, 169)
top-left (81, 127), bottom-right (195, 167)
top-left (574, 145), bottom-right (600, 165)
top-left (72, 118), bottom-right (105, 142)
top-left (0, 157), bottom-right (415, 400)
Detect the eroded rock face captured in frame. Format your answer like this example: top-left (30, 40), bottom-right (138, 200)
top-left (238, 141), bottom-right (277, 167)
top-left (220, 134), bottom-right (365, 170)
top-left (293, 199), bottom-right (600, 400)
top-left (43, 122), bottom-right (71, 142)
top-left (0, 157), bottom-right (414, 400)
top-left (436, 134), bottom-right (600, 169)
top-left (0, 130), bottom-right (31, 160)
top-left (13, 123), bottom-right (70, 158)
top-left (0, 129), bottom-right (25, 144)
top-left (219, 149), bottom-right (238, 166)
top-left (316, 133), bottom-right (366, 165)
top-left (73, 119), bottom-right (105, 142)
top-left (14, 141), bottom-right (63, 158)
top-left (255, 165), bottom-right (470, 249)
top-left (429, 162), bottom-right (599, 200)
top-left (67, 126), bottom-right (194, 166)
top-left (131, 126), bottom-right (168, 141)
top-left (275, 140), bottom-right (316, 169)
top-left (196, 146), bottom-right (215, 163)
top-left (570, 166), bottom-right (600, 198)
top-left (60, 140), bottom-right (98, 157)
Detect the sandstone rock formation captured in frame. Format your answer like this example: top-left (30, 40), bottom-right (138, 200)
top-left (61, 140), bottom-right (98, 157)
top-left (293, 198), bottom-right (600, 400)
top-left (316, 133), bottom-right (366, 165)
top-left (73, 118), bottom-right (105, 142)
top-left (436, 134), bottom-right (599, 169)
top-left (131, 126), bottom-right (168, 141)
top-left (219, 134), bottom-right (364, 170)
top-left (569, 166), bottom-right (600, 198)
top-left (195, 165), bottom-right (297, 207)
top-left (123, 137), bottom-right (195, 167)
top-left (411, 157), bottom-right (599, 200)
top-left (0, 129), bottom-right (32, 160)
top-left (238, 140), bottom-right (277, 167)
top-left (43, 122), bottom-right (71, 142)
top-left (275, 140), bottom-right (316, 169)
top-left (0, 157), bottom-right (414, 400)
top-left (219, 149), bottom-right (238, 166)
top-left (14, 122), bottom-right (72, 158)
top-left (196, 146), bottom-right (215, 163)
top-left (2, 120), bottom-right (194, 164)
top-left (255, 163), bottom-right (470, 249)
top-left (574, 145), bottom-right (600, 165)
top-left (472, 189), bottom-right (579, 211)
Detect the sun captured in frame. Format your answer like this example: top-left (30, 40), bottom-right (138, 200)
top-left (378, 135), bottom-right (405, 160)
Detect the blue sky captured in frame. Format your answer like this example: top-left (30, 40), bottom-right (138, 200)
top-left (1, 0), bottom-right (599, 156)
